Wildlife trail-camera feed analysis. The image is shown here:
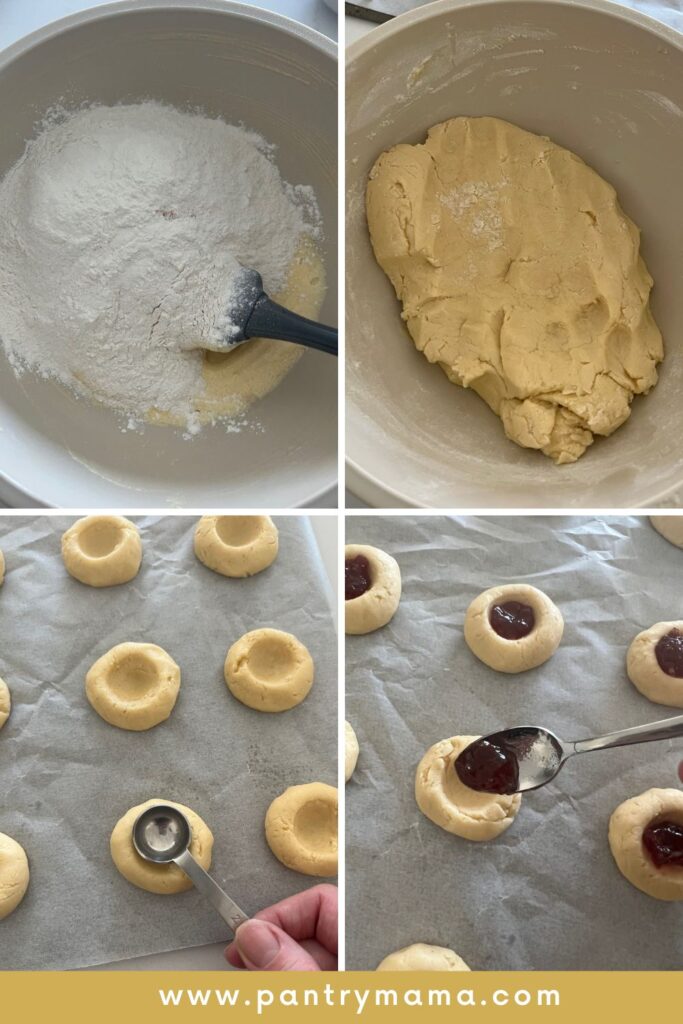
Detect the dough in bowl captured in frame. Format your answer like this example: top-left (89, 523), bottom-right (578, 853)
top-left (0, 677), bottom-right (10, 731)
top-left (377, 943), bottom-right (470, 971)
top-left (626, 621), bottom-right (683, 708)
top-left (345, 543), bottom-right (401, 634)
top-left (225, 628), bottom-right (314, 712)
top-left (110, 798), bottom-right (213, 894)
top-left (608, 788), bottom-right (683, 901)
top-left (86, 642), bottom-right (181, 731)
top-left (464, 583), bottom-right (563, 673)
top-left (367, 116), bottom-right (663, 464)
top-left (265, 782), bottom-right (338, 876)
top-left (194, 515), bottom-right (279, 577)
top-left (416, 735), bottom-right (521, 841)
top-left (62, 515), bottom-right (142, 587)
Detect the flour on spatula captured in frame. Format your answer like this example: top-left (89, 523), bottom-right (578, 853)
top-left (0, 102), bottom-right (320, 431)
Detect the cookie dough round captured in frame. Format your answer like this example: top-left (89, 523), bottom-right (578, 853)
top-left (225, 628), bottom-right (313, 712)
top-left (265, 782), bottom-right (338, 877)
top-left (416, 735), bottom-right (521, 841)
top-left (464, 584), bottom-right (563, 673)
top-left (650, 517), bottom-right (683, 549)
top-left (377, 943), bottom-right (470, 971)
top-left (86, 642), bottom-right (181, 731)
top-left (110, 798), bottom-right (213, 894)
top-left (0, 833), bottom-right (29, 920)
top-left (194, 516), bottom-right (278, 578)
top-left (608, 788), bottom-right (683, 901)
top-left (345, 721), bottom-right (360, 782)
top-left (62, 515), bottom-right (142, 588)
top-left (627, 621), bottom-right (683, 709)
top-left (345, 544), bottom-right (401, 635)
top-left (367, 115), bottom-right (662, 465)
top-left (0, 677), bottom-right (10, 731)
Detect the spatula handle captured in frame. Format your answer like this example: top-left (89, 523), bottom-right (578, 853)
top-left (245, 294), bottom-right (338, 355)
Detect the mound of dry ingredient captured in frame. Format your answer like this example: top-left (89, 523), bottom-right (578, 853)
top-left (0, 102), bottom-right (324, 434)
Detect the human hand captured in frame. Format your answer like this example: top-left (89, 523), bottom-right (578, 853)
top-left (224, 883), bottom-right (338, 972)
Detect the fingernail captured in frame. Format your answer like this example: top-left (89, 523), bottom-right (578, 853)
top-left (235, 920), bottom-right (281, 968)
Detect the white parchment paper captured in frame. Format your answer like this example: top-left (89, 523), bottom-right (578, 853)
top-left (345, 515), bottom-right (683, 970)
top-left (0, 515), bottom-right (336, 970)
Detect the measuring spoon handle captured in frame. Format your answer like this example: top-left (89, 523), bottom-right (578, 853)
top-left (174, 848), bottom-right (249, 934)
top-left (573, 712), bottom-right (683, 755)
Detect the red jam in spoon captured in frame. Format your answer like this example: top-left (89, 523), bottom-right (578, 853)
top-left (345, 555), bottom-right (372, 601)
top-left (642, 820), bottom-right (683, 868)
top-left (655, 629), bottom-right (683, 677)
top-left (489, 601), bottom-right (535, 640)
top-left (455, 737), bottom-right (520, 795)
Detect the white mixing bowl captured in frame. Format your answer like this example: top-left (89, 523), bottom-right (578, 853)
top-left (0, 0), bottom-right (337, 507)
top-left (346, 0), bottom-right (683, 508)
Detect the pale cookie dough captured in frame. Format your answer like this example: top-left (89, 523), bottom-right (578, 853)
top-left (608, 788), bottom-right (683, 901)
top-left (377, 943), bottom-right (470, 971)
top-left (626, 621), bottom-right (683, 708)
top-left (0, 677), bottom-right (10, 731)
top-left (367, 116), bottom-right (663, 464)
top-left (194, 515), bottom-right (278, 578)
top-left (110, 798), bottom-right (213, 894)
top-left (345, 543), bottom-right (401, 635)
top-left (265, 782), bottom-right (338, 876)
top-left (225, 628), bottom-right (314, 712)
top-left (345, 721), bottom-right (360, 782)
top-left (416, 735), bottom-right (521, 841)
top-left (464, 583), bottom-right (563, 673)
top-left (62, 515), bottom-right (142, 588)
top-left (650, 517), bottom-right (683, 549)
top-left (86, 642), bottom-right (181, 730)
top-left (0, 833), bottom-right (29, 920)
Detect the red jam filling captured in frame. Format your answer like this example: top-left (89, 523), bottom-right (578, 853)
top-left (455, 738), bottom-right (520, 795)
top-left (654, 629), bottom-right (683, 678)
top-left (642, 820), bottom-right (683, 868)
top-left (345, 555), bottom-right (372, 601)
top-left (489, 601), bottom-right (535, 640)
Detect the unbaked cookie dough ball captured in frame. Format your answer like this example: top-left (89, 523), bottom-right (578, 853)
top-left (627, 621), bottom-right (683, 708)
top-left (62, 515), bottom-right (142, 588)
top-left (608, 788), bottom-right (683, 901)
top-left (650, 516), bottom-right (683, 549)
top-left (464, 584), bottom-right (563, 673)
top-left (110, 798), bottom-right (213, 894)
top-left (265, 782), bottom-right (337, 877)
top-left (416, 735), bottom-right (521, 841)
top-left (86, 642), bottom-right (181, 731)
top-left (0, 832), bottom-right (29, 920)
top-left (0, 677), bottom-right (10, 731)
top-left (225, 628), bottom-right (314, 712)
top-left (345, 543), bottom-right (401, 635)
top-left (345, 721), bottom-right (359, 782)
top-left (377, 943), bottom-right (471, 971)
top-left (194, 516), bottom-right (278, 578)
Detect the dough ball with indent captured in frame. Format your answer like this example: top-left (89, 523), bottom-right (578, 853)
top-left (345, 543), bottom-right (401, 635)
top-left (225, 628), bottom-right (313, 712)
top-left (650, 516), bottom-right (683, 549)
top-left (608, 788), bottom-right (683, 901)
top-left (194, 516), bottom-right (278, 577)
top-left (627, 621), bottom-right (683, 709)
top-left (416, 735), bottom-right (521, 841)
top-left (464, 583), bottom-right (563, 673)
top-left (377, 943), bottom-right (470, 971)
top-left (110, 798), bottom-right (213, 894)
top-left (265, 782), bottom-right (338, 877)
top-left (86, 642), bottom-right (180, 731)
top-left (0, 677), bottom-right (11, 731)
top-left (0, 833), bottom-right (29, 920)
top-left (62, 515), bottom-right (142, 588)
top-left (345, 721), bottom-right (359, 782)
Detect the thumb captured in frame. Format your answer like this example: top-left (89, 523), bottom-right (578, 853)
top-left (234, 919), bottom-right (320, 972)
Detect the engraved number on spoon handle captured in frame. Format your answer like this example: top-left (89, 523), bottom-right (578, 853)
top-left (573, 712), bottom-right (683, 755)
top-left (174, 848), bottom-right (249, 934)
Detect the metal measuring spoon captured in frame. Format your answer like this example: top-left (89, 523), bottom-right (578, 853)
top-left (455, 712), bottom-right (683, 795)
top-left (202, 265), bottom-right (337, 356)
top-left (132, 804), bottom-right (249, 934)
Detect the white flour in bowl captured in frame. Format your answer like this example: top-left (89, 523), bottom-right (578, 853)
top-left (0, 102), bottom-right (323, 432)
